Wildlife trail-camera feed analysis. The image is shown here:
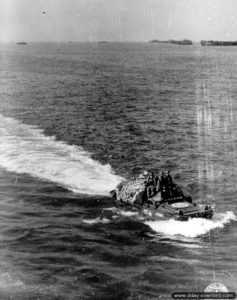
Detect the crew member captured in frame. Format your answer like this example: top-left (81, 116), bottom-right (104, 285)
top-left (146, 172), bottom-right (156, 198)
top-left (165, 170), bottom-right (173, 197)
top-left (159, 171), bottom-right (167, 198)
top-left (155, 173), bottom-right (159, 192)
top-left (160, 171), bottom-right (166, 189)
top-left (166, 170), bottom-right (173, 187)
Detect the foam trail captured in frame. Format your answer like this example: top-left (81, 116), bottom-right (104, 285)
top-left (0, 115), bottom-right (123, 195)
top-left (145, 211), bottom-right (236, 238)
top-left (83, 217), bottom-right (111, 225)
top-left (103, 207), bottom-right (139, 217)
top-left (0, 272), bottom-right (24, 289)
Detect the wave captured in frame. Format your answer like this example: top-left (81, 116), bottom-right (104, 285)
top-left (103, 207), bottom-right (139, 217)
top-left (145, 211), bottom-right (236, 238)
top-left (0, 272), bottom-right (24, 289)
top-left (83, 217), bottom-right (111, 225)
top-left (0, 115), bottom-right (123, 195)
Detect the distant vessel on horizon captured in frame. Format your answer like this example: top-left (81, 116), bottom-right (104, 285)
top-left (150, 39), bottom-right (193, 45)
top-left (16, 42), bottom-right (28, 45)
top-left (201, 40), bottom-right (237, 46)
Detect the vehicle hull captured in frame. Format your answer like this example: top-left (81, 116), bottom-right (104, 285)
top-left (110, 175), bottom-right (214, 221)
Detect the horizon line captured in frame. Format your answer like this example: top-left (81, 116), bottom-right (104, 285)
top-left (1, 39), bottom-right (237, 44)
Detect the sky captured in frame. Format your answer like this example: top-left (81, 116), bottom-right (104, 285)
top-left (0, 0), bottom-right (237, 42)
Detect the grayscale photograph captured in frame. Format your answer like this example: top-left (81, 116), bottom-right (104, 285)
top-left (0, 0), bottom-right (236, 299)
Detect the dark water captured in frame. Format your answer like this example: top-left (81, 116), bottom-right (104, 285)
top-left (0, 42), bottom-right (236, 299)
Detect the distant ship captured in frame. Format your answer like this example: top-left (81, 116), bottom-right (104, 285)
top-left (150, 39), bottom-right (193, 45)
top-left (201, 40), bottom-right (237, 46)
top-left (16, 42), bottom-right (28, 45)
top-left (150, 40), bottom-right (164, 43)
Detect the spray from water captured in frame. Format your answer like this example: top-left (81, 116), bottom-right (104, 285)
top-left (145, 211), bottom-right (236, 238)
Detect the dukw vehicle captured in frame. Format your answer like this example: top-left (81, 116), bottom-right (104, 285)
top-left (110, 171), bottom-right (214, 221)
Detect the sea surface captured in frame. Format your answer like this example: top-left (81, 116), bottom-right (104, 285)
top-left (0, 42), bottom-right (236, 299)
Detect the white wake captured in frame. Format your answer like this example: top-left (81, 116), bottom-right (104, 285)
top-left (0, 115), bottom-right (123, 195)
top-left (145, 211), bottom-right (236, 238)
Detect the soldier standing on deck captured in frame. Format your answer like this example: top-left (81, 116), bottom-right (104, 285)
top-left (146, 172), bottom-right (156, 198)
top-left (159, 171), bottom-right (166, 198)
top-left (166, 170), bottom-right (173, 187)
top-left (165, 170), bottom-right (173, 197)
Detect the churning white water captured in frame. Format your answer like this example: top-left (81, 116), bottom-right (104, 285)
top-left (0, 115), bottom-right (123, 195)
top-left (145, 211), bottom-right (236, 238)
